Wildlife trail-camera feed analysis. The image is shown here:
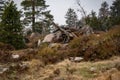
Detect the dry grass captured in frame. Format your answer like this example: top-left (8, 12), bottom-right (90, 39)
top-left (15, 56), bottom-right (120, 80)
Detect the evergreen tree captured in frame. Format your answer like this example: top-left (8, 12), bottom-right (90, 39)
top-left (98, 1), bottom-right (110, 31)
top-left (99, 1), bottom-right (109, 18)
top-left (65, 8), bottom-right (78, 28)
top-left (0, 1), bottom-right (25, 49)
top-left (86, 11), bottom-right (101, 30)
top-left (21, 0), bottom-right (53, 33)
top-left (110, 0), bottom-right (120, 26)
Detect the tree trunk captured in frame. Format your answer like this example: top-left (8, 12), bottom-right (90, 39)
top-left (32, 0), bottom-right (35, 32)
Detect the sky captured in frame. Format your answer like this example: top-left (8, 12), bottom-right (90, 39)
top-left (14, 0), bottom-right (114, 25)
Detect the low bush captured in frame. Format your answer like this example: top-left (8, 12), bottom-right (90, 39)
top-left (68, 25), bottom-right (120, 60)
top-left (38, 47), bottom-right (65, 64)
top-left (0, 42), bottom-right (14, 50)
top-left (0, 42), bottom-right (14, 63)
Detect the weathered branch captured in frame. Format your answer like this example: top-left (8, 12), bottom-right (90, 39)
top-left (76, 0), bottom-right (87, 25)
top-left (52, 22), bottom-right (78, 42)
top-left (76, 0), bottom-right (86, 18)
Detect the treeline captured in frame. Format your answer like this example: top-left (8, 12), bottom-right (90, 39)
top-left (65, 0), bottom-right (120, 31)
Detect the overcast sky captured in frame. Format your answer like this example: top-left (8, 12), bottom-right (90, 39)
top-left (14, 0), bottom-right (114, 25)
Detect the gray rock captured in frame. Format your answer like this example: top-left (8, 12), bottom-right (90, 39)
top-left (69, 57), bottom-right (83, 62)
top-left (43, 33), bottom-right (55, 43)
top-left (12, 54), bottom-right (20, 59)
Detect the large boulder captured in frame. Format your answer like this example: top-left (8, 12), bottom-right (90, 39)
top-left (42, 33), bottom-right (55, 43)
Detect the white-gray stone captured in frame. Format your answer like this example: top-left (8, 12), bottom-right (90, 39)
top-left (69, 57), bottom-right (84, 62)
top-left (42, 33), bottom-right (55, 43)
top-left (12, 54), bottom-right (20, 59)
top-left (74, 57), bottom-right (84, 62)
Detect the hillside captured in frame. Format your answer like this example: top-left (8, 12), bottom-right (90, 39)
top-left (0, 25), bottom-right (119, 80)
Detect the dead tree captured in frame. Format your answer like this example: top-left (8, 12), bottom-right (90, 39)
top-left (76, 0), bottom-right (87, 25)
top-left (52, 22), bottom-right (78, 43)
top-left (76, 0), bottom-right (86, 17)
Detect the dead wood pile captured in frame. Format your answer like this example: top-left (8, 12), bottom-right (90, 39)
top-left (51, 22), bottom-right (93, 43)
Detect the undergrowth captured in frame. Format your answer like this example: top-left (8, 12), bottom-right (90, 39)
top-left (69, 25), bottom-right (120, 60)
top-left (37, 25), bottom-right (120, 64)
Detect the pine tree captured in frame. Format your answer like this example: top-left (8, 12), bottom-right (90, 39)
top-left (21, 0), bottom-right (53, 33)
top-left (65, 8), bottom-right (78, 28)
top-left (87, 10), bottom-right (101, 30)
top-left (98, 1), bottom-right (110, 31)
top-left (110, 0), bottom-right (120, 26)
top-left (99, 1), bottom-right (109, 18)
top-left (0, 1), bottom-right (25, 49)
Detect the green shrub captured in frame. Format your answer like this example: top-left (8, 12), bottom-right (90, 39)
top-left (38, 47), bottom-right (61, 64)
top-left (68, 25), bottom-right (120, 60)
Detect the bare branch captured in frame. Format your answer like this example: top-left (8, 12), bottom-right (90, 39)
top-left (76, 0), bottom-right (86, 18)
